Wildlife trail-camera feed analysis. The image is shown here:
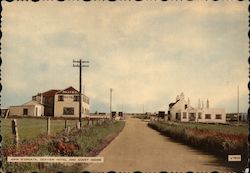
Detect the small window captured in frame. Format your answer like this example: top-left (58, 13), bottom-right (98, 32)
top-left (205, 114), bottom-right (211, 119)
top-left (23, 108), bottom-right (28, 115)
top-left (74, 96), bottom-right (79, 102)
top-left (183, 112), bottom-right (187, 119)
top-left (58, 95), bottom-right (64, 101)
top-left (63, 107), bottom-right (74, 115)
top-left (216, 114), bottom-right (222, 119)
top-left (198, 113), bottom-right (202, 119)
top-left (184, 104), bottom-right (187, 109)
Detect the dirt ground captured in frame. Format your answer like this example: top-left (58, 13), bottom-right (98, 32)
top-left (86, 116), bottom-right (233, 172)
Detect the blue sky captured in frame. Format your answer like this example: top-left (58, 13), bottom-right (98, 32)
top-left (1, 1), bottom-right (248, 113)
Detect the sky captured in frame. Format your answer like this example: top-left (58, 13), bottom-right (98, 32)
top-left (1, 1), bottom-right (249, 113)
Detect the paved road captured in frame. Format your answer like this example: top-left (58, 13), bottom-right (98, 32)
top-left (86, 117), bottom-right (232, 172)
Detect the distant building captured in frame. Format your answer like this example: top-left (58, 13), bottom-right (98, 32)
top-left (33, 86), bottom-right (90, 117)
top-left (168, 93), bottom-right (226, 123)
top-left (9, 100), bottom-right (44, 117)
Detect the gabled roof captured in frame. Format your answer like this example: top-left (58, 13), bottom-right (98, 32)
top-left (56, 86), bottom-right (79, 94)
top-left (169, 100), bottom-right (179, 108)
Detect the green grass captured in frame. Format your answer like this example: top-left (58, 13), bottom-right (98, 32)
top-left (1, 118), bottom-right (85, 147)
top-left (166, 121), bottom-right (248, 135)
top-left (148, 121), bottom-right (248, 171)
top-left (3, 120), bottom-right (125, 173)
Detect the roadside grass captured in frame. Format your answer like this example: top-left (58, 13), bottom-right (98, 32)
top-left (3, 120), bottom-right (125, 173)
top-left (1, 118), bottom-right (83, 147)
top-left (166, 121), bottom-right (248, 135)
top-left (148, 121), bottom-right (248, 171)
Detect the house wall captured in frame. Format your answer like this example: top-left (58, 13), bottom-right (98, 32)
top-left (54, 94), bottom-right (90, 117)
top-left (169, 99), bottom-right (189, 121)
top-left (9, 105), bottom-right (44, 117)
top-left (180, 108), bottom-right (226, 123)
top-left (43, 96), bottom-right (55, 116)
top-left (198, 108), bottom-right (226, 123)
top-left (9, 106), bottom-right (35, 116)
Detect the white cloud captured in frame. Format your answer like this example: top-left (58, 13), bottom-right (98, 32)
top-left (2, 1), bottom-right (248, 113)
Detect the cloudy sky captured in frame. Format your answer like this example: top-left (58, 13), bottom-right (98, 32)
top-left (2, 1), bottom-right (248, 113)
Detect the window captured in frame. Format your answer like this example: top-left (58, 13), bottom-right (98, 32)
top-left (189, 113), bottom-right (196, 121)
top-left (205, 114), bottom-right (211, 119)
top-left (198, 113), bottom-right (202, 119)
top-left (74, 96), bottom-right (79, 102)
top-left (184, 104), bottom-right (187, 109)
top-left (23, 108), bottom-right (28, 115)
top-left (63, 107), bottom-right (74, 115)
top-left (58, 95), bottom-right (64, 101)
top-left (183, 112), bottom-right (187, 119)
top-left (216, 114), bottom-right (222, 119)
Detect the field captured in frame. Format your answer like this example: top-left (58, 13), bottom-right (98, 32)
top-left (1, 118), bottom-right (85, 147)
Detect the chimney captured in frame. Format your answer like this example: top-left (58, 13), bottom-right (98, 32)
top-left (198, 98), bottom-right (201, 109)
top-left (188, 98), bottom-right (190, 105)
top-left (206, 99), bottom-right (209, 108)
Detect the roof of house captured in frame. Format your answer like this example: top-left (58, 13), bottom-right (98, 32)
top-left (169, 100), bottom-right (179, 108)
top-left (56, 86), bottom-right (79, 94)
top-left (22, 100), bottom-right (44, 106)
top-left (42, 89), bottom-right (61, 97)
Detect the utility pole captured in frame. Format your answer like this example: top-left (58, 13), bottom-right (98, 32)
top-left (237, 85), bottom-right (239, 126)
top-left (110, 88), bottom-right (113, 116)
top-left (143, 104), bottom-right (144, 114)
top-left (73, 59), bottom-right (89, 128)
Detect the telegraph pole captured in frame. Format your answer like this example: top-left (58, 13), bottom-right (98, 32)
top-left (110, 88), bottom-right (113, 116)
top-left (143, 104), bottom-right (144, 114)
top-left (237, 85), bottom-right (239, 125)
top-left (73, 59), bottom-right (89, 128)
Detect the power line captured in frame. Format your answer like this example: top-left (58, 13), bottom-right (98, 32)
top-left (73, 59), bottom-right (89, 128)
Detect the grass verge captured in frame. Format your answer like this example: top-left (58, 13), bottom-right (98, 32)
top-left (3, 120), bottom-right (125, 173)
top-left (148, 121), bottom-right (248, 171)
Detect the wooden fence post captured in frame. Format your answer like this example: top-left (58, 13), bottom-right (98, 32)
top-left (11, 119), bottom-right (19, 147)
top-left (67, 126), bottom-right (71, 134)
top-left (47, 117), bottom-right (51, 135)
top-left (65, 120), bottom-right (68, 129)
top-left (76, 121), bottom-right (81, 129)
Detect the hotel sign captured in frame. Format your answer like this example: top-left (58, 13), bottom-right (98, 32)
top-left (61, 90), bottom-right (78, 94)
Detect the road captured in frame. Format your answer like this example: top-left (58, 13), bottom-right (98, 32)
top-left (86, 116), bottom-right (232, 172)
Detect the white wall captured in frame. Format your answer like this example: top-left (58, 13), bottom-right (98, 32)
top-left (9, 106), bottom-right (34, 116)
top-left (198, 108), bottom-right (226, 123)
top-left (54, 94), bottom-right (90, 117)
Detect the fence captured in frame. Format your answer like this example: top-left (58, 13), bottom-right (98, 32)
top-left (9, 116), bottom-right (111, 146)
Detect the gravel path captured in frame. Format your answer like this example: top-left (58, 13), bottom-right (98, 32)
top-left (86, 116), bottom-right (232, 172)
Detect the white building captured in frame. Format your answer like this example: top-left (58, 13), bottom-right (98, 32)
top-left (54, 86), bottom-right (90, 117)
top-left (168, 93), bottom-right (226, 123)
top-left (9, 100), bottom-right (44, 117)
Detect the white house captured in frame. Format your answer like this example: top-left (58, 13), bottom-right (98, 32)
top-left (54, 86), bottom-right (90, 117)
top-left (168, 93), bottom-right (226, 123)
top-left (9, 100), bottom-right (44, 117)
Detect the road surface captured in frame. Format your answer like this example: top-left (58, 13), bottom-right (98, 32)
top-left (86, 116), bottom-right (232, 172)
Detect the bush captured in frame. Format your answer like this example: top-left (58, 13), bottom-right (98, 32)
top-left (148, 122), bottom-right (248, 160)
